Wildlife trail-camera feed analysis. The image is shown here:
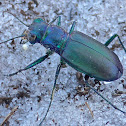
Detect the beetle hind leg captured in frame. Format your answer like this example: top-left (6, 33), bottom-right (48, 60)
top-left (105, 34), bottom-right (126, 53)
top-left (84, 75), bottom-right (126, 114)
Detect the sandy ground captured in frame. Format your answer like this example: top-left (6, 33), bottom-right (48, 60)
top-left (0, 0), bottom-right (126, 126)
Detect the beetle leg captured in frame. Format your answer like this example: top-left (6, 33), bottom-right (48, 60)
top-left (105, 34), bottom-right (126, 53)
top-left (84, 75), bottom-right (126, 114)
top-left (57, 16), bottom-right (61, 26)
top-left (49, 16), bottom-right (61, 26)
top-left (69, 21), bottom-right (76, 34)
top-left (39, 58), bottom-right (64, 125)
top-left (6, 50), bottom-right (53, 76)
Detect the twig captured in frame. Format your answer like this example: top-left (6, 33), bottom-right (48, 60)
top-left (0, 106), bottom-right (19, 126)
top-left (85, 102), bottom-right (94, 117)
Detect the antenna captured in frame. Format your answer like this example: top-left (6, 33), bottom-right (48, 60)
top-left (3, 11), bottom-right (29, 27)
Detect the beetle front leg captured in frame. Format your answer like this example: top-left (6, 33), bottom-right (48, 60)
top-left (49, 16), bottom-right (61, 26)
top-left (104, 34), bottom-right (126, 53)
top-left (84, 75), bottom-right (126, 114)
top-left (6, 50), bottom-right (53, 76)
top-left (39, 58), bottom-right (65, 126)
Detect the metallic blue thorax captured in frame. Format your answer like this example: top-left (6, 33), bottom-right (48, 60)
top-left (28, 19), bottom-right (68, 55)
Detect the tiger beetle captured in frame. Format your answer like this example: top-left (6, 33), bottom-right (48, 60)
top-left (1, 12), bottom-right (126, 125)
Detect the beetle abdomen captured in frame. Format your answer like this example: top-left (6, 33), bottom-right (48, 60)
top-left (62, 31), bottom-right (123, 81)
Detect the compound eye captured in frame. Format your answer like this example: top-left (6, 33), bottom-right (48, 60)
top-left (28, 34), bottom-right (36, 42)
top-left (20, 30), bottom-right (29, 44)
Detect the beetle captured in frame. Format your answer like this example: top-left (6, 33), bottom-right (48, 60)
top-left (1, 12), bottom-right (126, 125)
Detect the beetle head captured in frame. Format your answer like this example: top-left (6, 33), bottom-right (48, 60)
top-left (21, 30), bottom-right (37, 44)
top-left (21, 18), bottom-right (47, 45)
